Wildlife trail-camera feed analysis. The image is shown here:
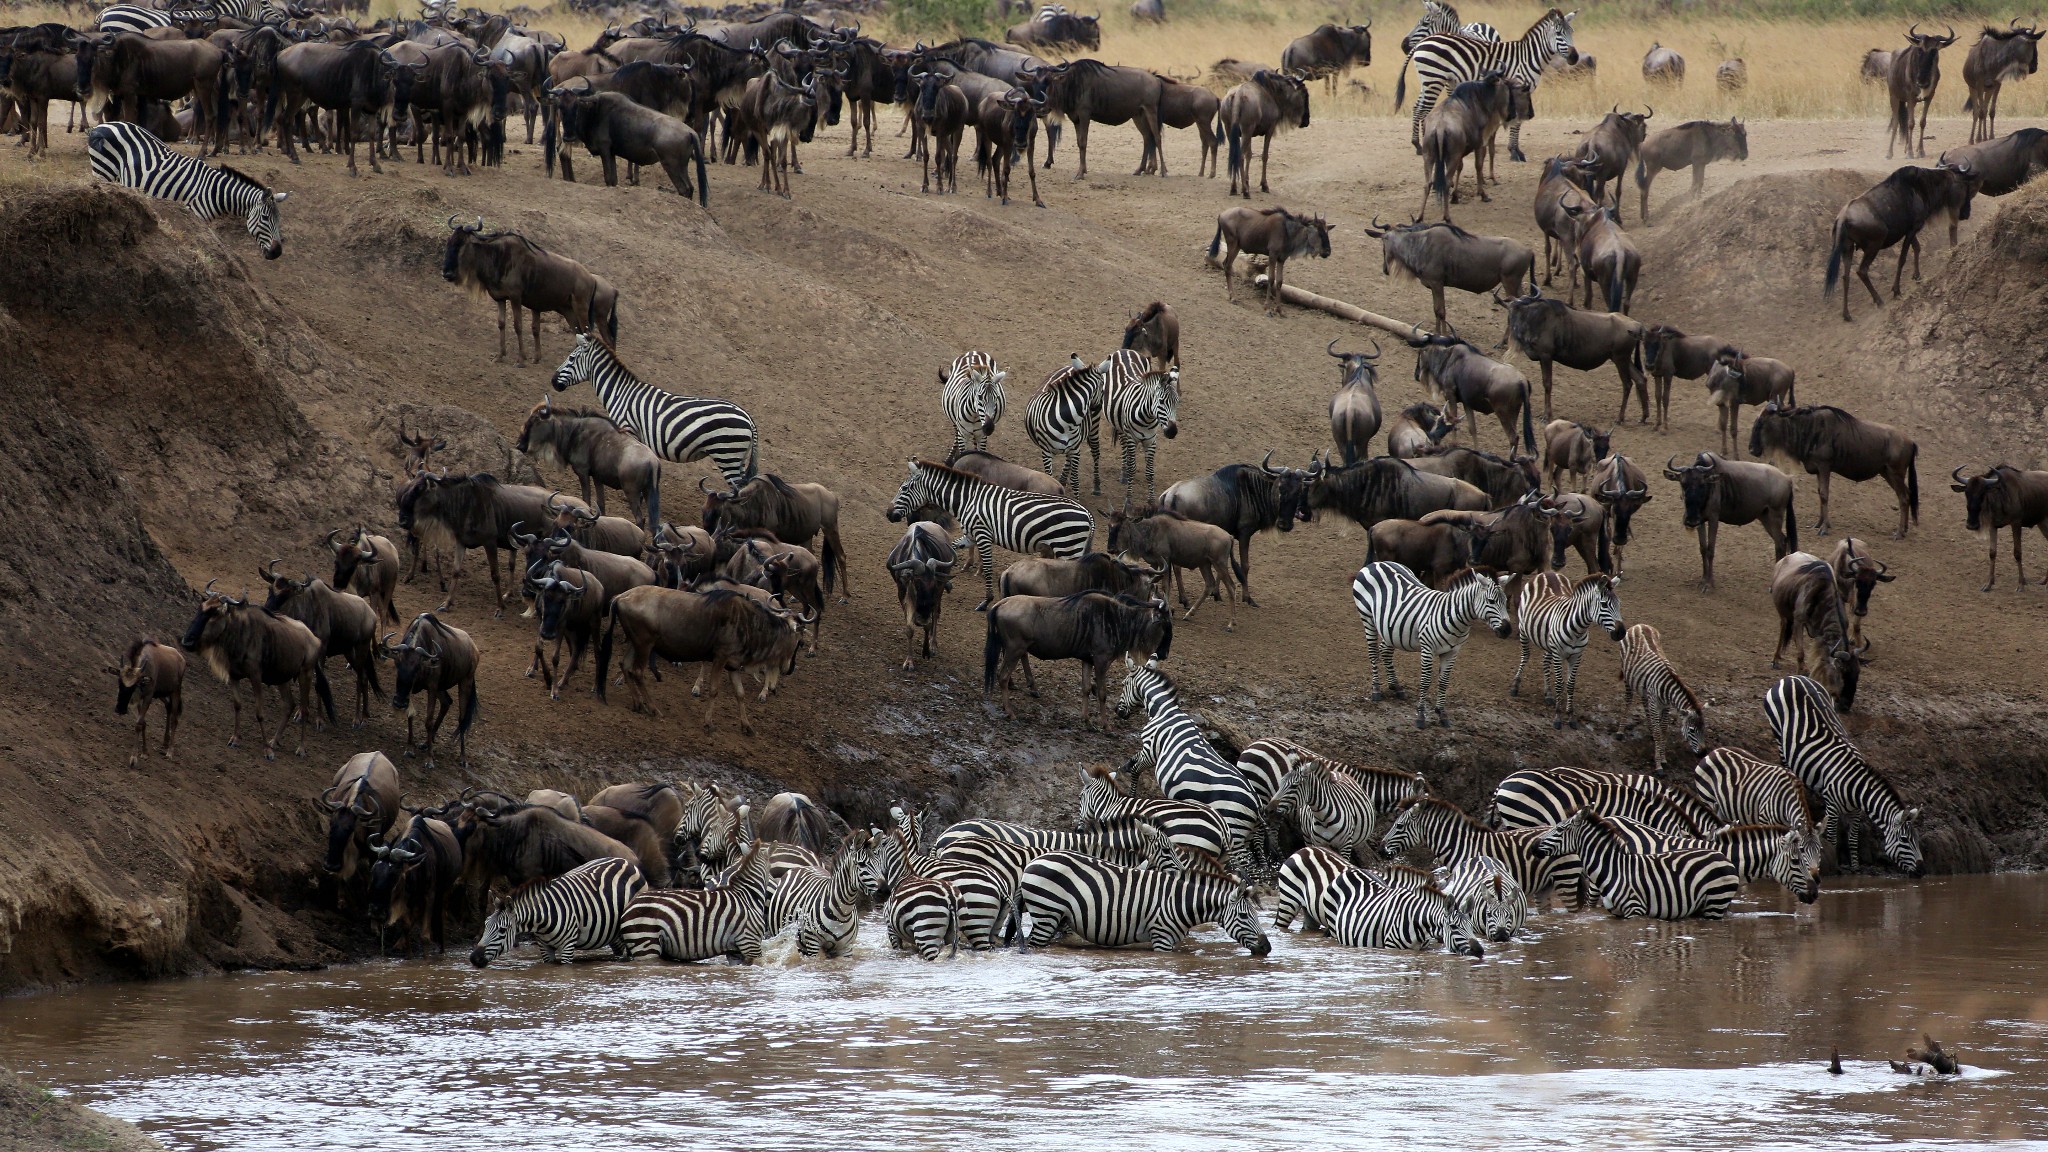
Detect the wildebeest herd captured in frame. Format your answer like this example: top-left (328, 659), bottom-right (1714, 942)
top-left (49, 0), bottom-right (2046, 966)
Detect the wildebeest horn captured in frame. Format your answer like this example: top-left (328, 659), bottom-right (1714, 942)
top-left (1951, 464), bottom-right (1970, 485)
top-left (1259, 449), bottom-right (1285, 475)
top-left (326, 528), bottom-right (345, 547)
top-left (698, 476), bottom-right (718, 495)
top-left (1326, 339), bottom-right (1345, 358)
top-left (262, 558), bottom-right (286, 581)
top-left (203, 578), bottom-right (220, 596)
top-left (1362, 339), bottom-right (1382, 359)
top-left (1642, 104), bottom-right (1653, 118)
top-left (445, 213), bottom-right (462, 230)
top-left (1610, 102), bottom-right (1617, 113)
top-left (1909, 21), bottom-right (1920, 38)
top-left (547, 491), bottom-right (568, 513)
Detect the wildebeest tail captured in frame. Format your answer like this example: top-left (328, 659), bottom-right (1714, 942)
top-left (1519, 381), bottom-right (1536, 451)
top-left (1607, 266), bottom-right (1625, 314)
top-left (314, 664), bottom-right (337, 724)
top-left (821, 530), bottom-right (842, 600)
top-left (1908, 447), bottom-right (1920, 523)
top-left (1230, 548), bottom-right (1246, 586)
top-left (456, 682), bottom-right (478, 740)
top-left (1597, 518), bottom-right (1612, 573)
top-left (693, 135), bottom-right (709, 208)
top-left (1824, 220), bottom-right (1844, 298)
top-left (1634, 153), bottom-right (1650, 191)
top-left (1225, 125), bottom-right (1243, 185)
top-left (1207, 216), bottom-right (1225, 259)
top-left (1427, 132), bottom-right (1450, 212)
top-left (1365, 532), bottom-right (1378, 564)
top-left (542, 105), bottom-right (558, 177)
top-left (981, 610), bottom-right (1002, 694)
top-left (215, 59), bottom-right (233, 144)
top-left (644, 462), bottom-right (662, 531)
top-left (594, 600), bottom-right (618, 702)
top-left (1785, 491), bottom-right (1799, 554)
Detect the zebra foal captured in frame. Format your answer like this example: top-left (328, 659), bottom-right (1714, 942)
top-left (940, 351), bottom-right (1007, 459)
top-left (1511, 571), bottom-right (1623, 728)
top-left (469, 857), bottom-right (645, 967)
top-left (1351, 562), bottom-right (1512, 728)
top-left (1019, 851), bottom-right (1270, 955)
top-left (87, 122), bottom-right (288, 260)
top-left (1618, 623), bottom-right (1706, 770)
top-left (1100, 349), bottom-right (1181, 507)
top-left (1765, 675), bottom-right (1923, 875)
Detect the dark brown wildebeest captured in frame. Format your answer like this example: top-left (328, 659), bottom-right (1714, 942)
top-left (1860, 48), bottom-right (1893, 84)
top-left (328, 527), bottom-right (400, 627)
top-left (972, 87), bottom-right (1044, 207)
top-left (1387, 401), bottom-right (1456, 458)
top-left (517, 398), bottom-right (661, 529)
top-left (551, 88), bottom-right (709, 203)
top-left (1749, 403), bottom-right (1919, 539)
top-left (273, 40), bottom-right (416, 176)
top-left (1367, 217), bottom-right (1533, 334)
top-left (1825, 162), bottom-right (1980, 321)
top-left (1534, 153), bottom-right (1600, 286)
top-left (449, 791), bottom-right (639, 890)
top-left (651, 523), bottom-right (720, 588)
top-left (1560, 201), bottom-right (1639, 315)
top-left (1219, 68), bottom-right (1309, 197)
top-left (384, 611), bottom-right (479, 767)
top-left (1887, 24), bottom-right (1958, 159)
top-left (1325, 338), bottom-right (1383, 465)
top-left (180, 581), bottom-right (333, 759)
top-left (589, 781), bottom-right (685, 847)
top-left (1500, 289), bottom-right (1647, 424)
top-left (736, 68), bottom-right (819, 197)
top-left (2, 28), bottom-right (83, 159)
top-left (1280, 22), bottom-right (1371, 97)
top-left (829, 33), bottom-right (901, 159)
top-left (1107, 507), bottom-right (1240, 630)
top-left (1420, 71), bottom-right (1514, 218)
top-left (524, 560), bottom-right (606, 700)
top-left (1159, 453), bottom-right (1308, 606)
top-left (1828, 537), bottom-right (1893, 647)
top-left (1705, 353), bottom-right (1796, 456)
top-left (1122, 302), bottom-right (1180, 371)
top-left (390, 41), bottom-right (503, 175)
top-left (888, 520), bottom-right (957, 671)
top-left (1952, 464), bottom-right (2048, 590)
top-left (77, 32), bottom-right (226, 153)
top-left (1368, 517), bottom-right (1473, 587)
top-left (1405, 446), bottom-right (1540, 509)
top-left (982, 591), bottom-right (1172, 727)
top-left (442, 217), bottom-right (619, 367)
top-left (1662, 452), bottom-right (1797, 592)
top-left (998, 551), bottom-right (1160, 599)
top-left (1306, 455), bottom-right (1488, 530)
top-left (1026, 58), bottom-right (1162, 180)
top-left (1457, 495), bottom-right (1560, 582)
top-left (1543, 419), bottom-right (1610, 494)
top-left (699, 474), bottom-right (847, 600)
top-left (724, 537), bottom-right (825, 650)
top-left (1771, 552), bottom-right (1865, 713)
top-left (1408, 334), bottom-right (1536, 452)
top-left (1146, 75), bottom-right (1217, 178)
top-left (1634, 117), bottom-right (1746, 223)
top-left (1541, 491), bottom-right (1611, 574)
top-left (1641, 42), bottom-right (1684, 84)
top-left (596, 586), bottom-right (810, 733)
top-left (397, 421), bottom-right (446, 479)
top-left (907, 66), bottom-right (967, 193)
top-left (580, 801), bottom-right (671, 887)
top-left (1962, 21), bottom-right (2042, 143)
top-left (397, 471), bottom-right (588, 615)
top-left (1206, 206), bottom-right (1331, 314)
top-left (319, 751), bottom-right (400, 883)
top-left (1641, 325), bottom-right (1739, 434)
top-left (113, 638), bottom-right (184, 767)
top-left (365, 809), bottom-right (463, 957)
top-left (261, 561), bottom-right (383, 728)
top-left (1939, 127), bottom-right (2048, 195)
top-left (521, 523), bottom-right (653, 606)
top-left (948, 450), bottom-right (1064, 495)
top-left (1005, 10), bottom-right (1101, 53)
top-left (1588, 453), bottom-right (1650, 575)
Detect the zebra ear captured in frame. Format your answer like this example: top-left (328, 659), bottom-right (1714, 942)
top-left (272, 191), bottom-right (290, 202)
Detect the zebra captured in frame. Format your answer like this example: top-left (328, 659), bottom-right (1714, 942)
top-left (887, 456), bottom-right (1094, 608)
top-left (1694, 747), bottom-right (1817, 837)
top-left (1099, 349), bottom-right (1181, 507)
top-left (1511, 571), bottom-right (1623, 729)
top-left (1618, 623), bottom-right (1706, 771)
top-left (1534, 808), bottom-right (1741, 920)
top-left (1114, 662), bottom-right (1260, 863)
top-left (1493, 766), bottom-right (1715, 838)
top-left (1398, 7), bottom-right (1579, 156)
top-left (1765, 675), bottom-right (1924, 875)
top-left (762, 833), bottom-right (873, 957)
top-left (676, 782), bottom-right (742, 871)
top-left (1077, 761), bottom-right (1233, 866)
top-left (1019, 850), bottom-right (1270, 955)
top-left (1350, 562), bottom-right (1512, 729)
top-left (1381, 795), bottom-right (1583, 910)
top-left (1273, 844), bottom-right (1377, 931)
top-left (1399, 0), bottom-right (1501, 54)
top-left (1036, 2), bottom-right (1070, 20)
top-left (1269, 756), bottom-right (1377, 866)
top-left (1434, 854), bottom-right (1527, 941)
top-left (622, 838), bottom-right (772, 964)
top-left (934, 816), bottom-right (1182, 871)
top-left (886, 875), bottom-right (960, 960)
top-left (940, 351), bottom-right (1007, 459)
top-left (86, 123), bottom-right (289, 260)
top-left (1237, 738), bottom-right (1430, 820)
top-left (865, 814), bottom-right (1027, 950)
top-left (1322, 870), bottom-right (1485, 956)
top-left (551, 332), bottom-right (759, 488)
top-left (1026, 354), bottom-right (1106, 496)
top-left (1557, 813), bottom-right (1820, 902)
top-left (469, 857), bottom-right (645, 967)
top-left (97, 1), bottom-right (288, 34)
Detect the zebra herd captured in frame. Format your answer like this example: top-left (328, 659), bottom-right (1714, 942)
top-left (943, 348), bottom-right (1182, 506)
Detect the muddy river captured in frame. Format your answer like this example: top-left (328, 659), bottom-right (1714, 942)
top-left (2, 874), bottom-right (2043, 1150)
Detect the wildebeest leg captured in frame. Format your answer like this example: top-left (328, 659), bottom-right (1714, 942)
top-left (1238, 534), bottom-right (1259, 607)
top-left (529, 308), bottom-right (542, 363)
top-left (1624, 357), bottom-right (1648, 423)
top-left (1257, 133), bottom-right (1272, 194)
top-left (225, 677), bottom-right (246, 747)
top-left (1773, 607), bottom-right (1794, 667)
top-left (163, 691), bottom-right (180, 758)
top-left (1267, 256), bottom-right (1285, 316)
top-left (1540, 362), bottom-right (1555, 422)
top-left (1814, 470), bottom-right (1832, 535)
top-left (1072, 118), bottom-right (1089, 180)
top-left (1432, 286), bottom-right (1447, 333)
top-left (1699, 522), bottom-right (1717, 592)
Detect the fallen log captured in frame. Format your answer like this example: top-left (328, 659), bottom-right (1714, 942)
top-left (1252, 273), bottom-right (1429, 341)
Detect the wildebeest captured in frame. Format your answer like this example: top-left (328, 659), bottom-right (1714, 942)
top-left (517, 397), bottom-right (661, 529)
top-left (907, 65), bottom-right (967, 194)
top-left (1963, 21), bottom-right (2043, 143)
top-left (1888, 24), bottom-right (1958, 159)
top-left (1571, 106), bottom-right (1651, 219)
top-left (983, 591), bottom-right (1171, 726)
top-left (1704, 353), bottom-right (1796, 456)
top-left (1107, 507), bottom-right (1240, 630)
top-left (888, 520), bottom-right (957, 670)
top-left (384, 611), bottom-right (479, 767)
top-left (722, 536), bottom-right (826, 649)
top-left (328, 526), bottom-right (400, 627)
top-left (261, 561), bottom-right (382, 728)
top-left (1420, 71), bottom-right (1514, 218)
top-left (1542, 491), bottom-right (1611, 574)
top-left (1533, 152), bottom-right (1599, 286)
top-left (580, 800), bottom-right (673, 888)
top-left (998, 550), bottom-right (1160, 600)
top-left (1159, 453), bottom-right (1309, 606)
top-left (1387, 401), bottom-right (1456, 458)
top-left (1148, 74), bottom-right (1218, 178)
top-left (1326, 339), bottom-right (1384, 465)
top-left (1025, 59), bottom-right (1161, 180)
top-left (596, 586), bottom-right (810, 733)
top-left (1405, 446), bottom-right (1540, 509)
top-left (1280, 22), bottom-right (1372, 96)
top-left (1828, 537), bottom-right (1893, 648)
top-left (113, 638), bottom-right (184, 767)
top-left (397, 471), bottom-right (586, 614)
top-left (1662, 452), bottom-right (1797, 591)
top-left (1951, 464), bottom-right (2048, 590)
top-left (443, 217), bottom-right (620, 367)
top-left (1367, 217), bottom-right (1533, 334)
top-left (546, 491), bottom-right (647, 559)
top-left (180, 581), bottom-right (333, 759)
top-left (1122, 301), bottom-right (1180, 370)
top-left (1408, 334), bottom-right (1536, 451)
top-left (1206, 206), bottom-right (1331, 314)
top-left (78, 32), bottom-right (226, 153)
top-left (699, 473), bottom-right (847, 600)
top-left (1641, 325), bottom-right (1739, 434)
top-left (972, 86), bottom-right (1044, 206)
top-left (519, 523), bottom-right (653, 611)
top-left (1771, 552), bottom-right (1865, 712)
top-left (525, 560), bottom-right (606, 699)
top-left (1641, 42), bottom-right (1683, 84)
top-left (947, 450), bottom-right (1064, 495)
top-left (2, 28), bottom-right (83, 158)
top-left (1542, 420), bottom-right (1609, 494)
top-left (1005, 10), bottom-right (1100, 53)
top-left (450, 792), bottom-right (639, 890)
top-left (1861, 48), bottom-right (1894, 84)
top-left (1938, 126), bottom-right (2048, 196)
top-left (1717, 58), bottom-right (1747, 91)
top-left (1368, 516), bottom-right (1473, 587)
top-left (1130, 0), bottom-right (1165, 22)
top-left (1456, 494), bottom-right (1562, 580)
top-left (1748, 403), bottom-right (1919, 539)
top-left (1825, 162), bottom-right (1980, 321)
top-left (1218, 69), bottom-right (1308, 197)
top-left (1561, 202), bottom-right (1640, 315)
top-left (1499, 290), bottom-right (1647, 424)
top-left (1588, 454), bottom-right (1651, 575)
top-left (1635, 118), bottom-right (1746, 223)
top-left (319, 751), bottom-right (400, 883)
top-left (390, 40), bottom-right (505, 176)
top-left (273, 40), bottom-right (415, 176)
top-left (1307, 455), bottom-right (1488, 530)
top-left (550, 89), bottom-right (709, 203)
top-left (365, 809), bottom-right (463, 957)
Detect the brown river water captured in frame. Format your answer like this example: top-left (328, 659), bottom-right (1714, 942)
top-left (2, 874), bottom-right (2044, 1150)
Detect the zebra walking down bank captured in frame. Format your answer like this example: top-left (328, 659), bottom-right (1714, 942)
top-left (1398, 7), bottom-right (1579, 156)
top-left (1350, 562), bottom-right (1512, 729)
top-left (1115, 662), bottom-right (1260, 863)
top-left (1099, 349), bottom-right (1181, 507)
top-left (87, 122), bottom-right (289, 259)
top-left (1764, 675), bottom-right (1924, 875)
top-left (1618, 623), bottom-right (1707, 771)
top-left (469, 857), bottom-right (645, 967)
top-left (940, 351), bottom-right (1007, 459)
top-left (886, 456), bottom-right (1094, 608)
top-left (1511, 571), bottom-right (1623, 729)
top-left (1026, 355), bottom-right (1106, 496)
top-left (551, 333), bottom-right (759, 486)
top-left (1018, 851), bottom-right (1270, 955)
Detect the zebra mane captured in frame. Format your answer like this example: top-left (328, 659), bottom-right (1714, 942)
top-left (1397, 794), bottom-right (1486, 829)
top-left (209, 162), bottom-right (269, 193)
top-left (1669, 666), bottom-right (1704, 717)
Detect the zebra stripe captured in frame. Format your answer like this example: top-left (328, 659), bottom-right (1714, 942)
top-left (1493, 766), bottom-right (1713, 837)
top-left (1351, 562), bottom-right (1511, 728)
top-left (1273, 844), bottom-right (1375, 931)
top-left (934, 817), bottom-right (1180, 871)
top-left (1567, 813), bottom-right (1817, 898)
top-left (1026, 356), bottom-right (1105, 496)
top-left (1694, 747), bottom-right (1816, 837)
top-left (551, 334), bottom-right (759, 487)
top-left (1433, 854), bottom-right (1526, 941)
top-left (1619, 623), bottom-right (1706, 770)
top-left (940, 351), bottom-right (1006, 459)
top-left (97, 1), bottom-right (288, 32)
top-left (1114, 662), bottom-right (1260, 862)
top-left (886, 876), bottom-right (960, 959)
top-left (887, 456), bottom-right (1094, 607)
top-left (1401, 1), bottom-right (1501, 54)
top-left (87, 122), bottom-right (287, 259)
top-left (1077, 763), bottom-right (1233, 867)
top-left (1236, 738), bottom-right (1430, 818)
top-left (1765, 675), bottom-right (1924, 875)
top-left (1534, 808), bottom-right (1740, 920)
top-left (1099, 349), bottom-right (1180, 506)
top-left (1019, 851), bottom-right (1269, 955)
top-left (1381, 796), bottom-right (1583, 909)
top-left (1270, 755), bottom-right (1377, 865)
top-left (1322, 871), bottom-right (1484, 955)
top-left (1511, 571), bottom-right (1623, 728)
top-left (1036, 3), bottom-right (1070, 20)
top-left (1401, 8), bottom-right (1577, 153)
top-left (676, 783), bottom-right (741, 870)
top-left (923, 856), bottom-right (1021, 949)
top-left (470, 857), bottom-right (644, 966)
top-left (623, 840), bottom-right (772, 963)
top-left (762, 836), bottom-right (871, 957)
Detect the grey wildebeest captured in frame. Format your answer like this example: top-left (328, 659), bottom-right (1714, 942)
top-left (1571, 108), bottom-right (1651, 218)
top-left (1542, 419), bottom-right (1610, 494)
top-left (1219, 69), bottom-right (1309, 196)
top-left (1641, 325), bottom-right (1740, 434)
top-left (948, 450), bottom-right (1065, 495)
top-left (1828, 537), bottom-right (1893, 648)
top-left (1534, 152), bottom-right (1600, 287)
top-left (1952, 464), bottom-right (2048, 590)
top-left (3, 29), bottom-right (83, 159)
top-left (525, 560), bottom-right (606, 700)
top-left (261, 560), bottom-right (382, 728)
top-left (180, 581), bottom-right (333, 759)
top-left (1367, 216), bottom-right (1533, 334)
top-left (1560, 201), bottom-right (1640, 315)
top-left (1107, 507), bottom-right (1241, 630)
top-left (1888, 24), bottom-right (1958, 159)
top-left (365, 809), bottom-right (463, 957)
top-left (328, 526), bottom-right (400, 627)
top-left (1147, 74), bottom-right (1218, 178)
top-left (545, 491), bottom-right (647, 558)
top-left (596, 586), bottom-right (810, 734)
top-left (273, 40), bottom-right (415, 176)
top-left (1122, 302), bottom-right (1180, 370)
top-left (1500, 289), bottom-right (1647, 424)
top-left (972, 86), bottom-right (1045, 206)
top-left (888, 520), bottom-right (957, 670)
top-left (1206, 206), bottom-right (1331, 314)
top-left (1662, 452), bottom-right (1797, 591)
top-left (1771, 552), bottom-right (1865, 713)
top-left (113, 638), bottom-right (184, 767)
top-left (700, 473), bottom-right (848, 600)
top-left (1005, 10), bottom-right (1100, 53)
top-left (77, 32), bottom-right (226, 154)
top-left (517, 397), bottom-right (662, 529)
top-left (397, 470), bottom-right (588, 615)
top-left (1541, 491), bottom-right (1611, 575)
top-left (1405, 446), bottom-right (1541, 509)
top-left (443, 217), bottom-right (620, 367)
top-left (722, 537), bottom-right (826, 649)
top-left (1306, 455), bottom-right (1488, 530)
top-left (385, 612), bottom-right (479, 767)
top-left (1634, 117), bottom-right (1746, 223)
top-left (517, 523), bottom-right (653, 612)
top-left (1387, 401), bottom-right (1456, 458)
top-left (1963, 21), bottom-right (2043, 143)
top-left (550, 89), bottom-right (709, 203)
top-left (1705, 353), bottom-right (1796, 456)
top-left (1131, 0), bottom-right (1165, 22)
top-left (1368, 516), bottom-right (1474, 587)
top-left (1588, 453), bottom-right (1651, 575)
top-left (1280, 22), bottom-right (1372, 96)
top-left (982, 591), bottom-right (1172, 727)
top-left (1326, 338), bottom-right (1384, 464)
top-left (1861, 48), bottom-right (1894, 84)
top-left (1408, 334), bottom-right (1536, 452)
top-left (1641, 42), bottom-right (1684, 84)
top-left (1421, 71), bottom-right (1515, 218)
top-left (1159, 452), bottom-right (1308, 606)
top-left (1939, 127), bottom-right (2048, 196)
top-left (998, 551), bottom-right (1160, 600)
top-left (449, 792), bottom-right (639, 891)
top-left (907, 65), bottom-right (966, 194)
top-left (1825, 162), bottom-right (1980, 321)
top-left (320, 752), bottom-right (400, 894)
top-left (1749, 403), bottom-right (1919, 539)
top-left (389, 40), bottom-right (505, 176)
top-left (1026, 58), bottom-right (1162, 180)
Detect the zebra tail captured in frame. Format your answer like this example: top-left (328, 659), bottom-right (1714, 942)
top-left (1907, 449), bottom-right (1919, 522)
top-left (1206, 217), bottom-right (1224, 260)
top-left (743, 428), bottom-right (760, 482)
top-left (1393, 57), bottom-right (1409, 110)
top-left (594, 600), bottom-right (618, 703)
top-left (1824, 220), bottom-right (1844, 298)
top-left (1519, 382), bottom-right (1535, 451)
top-left (982, 611), bottom-right (1002, 695)
top-left (1001, 888), bottom-right (1024, 949)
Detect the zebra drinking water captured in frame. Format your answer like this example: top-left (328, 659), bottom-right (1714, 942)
top-left (87, 122), bottom-right (288, 259)
top-left (1533, 807), bottom-right (1741, 920)
top-left (623, 834), bottom-right (773, 964)
top-left (1694, 747), bottom-right (1816, 837)
top-left (551, 333), bottom-right (758, 487)
top-left (1765, 675), bottom-right (1923, 875)
top-left (1321, 870), bottom-right (1486, 956)
top-left (1019, 850), bottom-right (1269, 955)
top-left (1381, 795), bottom-right (1584, 911)
top-left (469, 857), bottom-right (645, 967)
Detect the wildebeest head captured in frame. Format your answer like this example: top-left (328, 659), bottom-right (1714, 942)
top-left (1539, 497), bottom-right (1586, 570)
top-left (1590, 457), bottom-right (1650, 546)
top-left (320, 778), bottom-right (386, 874)
top-left (1254, 68), bottom-right (1311, 129)
top-left (908, 64), bottom-right (948, 121)
top-left (257, 559), bottom-right (317, 612)
top-left (1257, 450), bottom-right (1313, 528)
top-left (385, 615), bottom-right (446, 710)
top-left (1328, 337), bottom-right (1381, 391)
top-left (441, 214), bottom-right (488, 283)
top-left (329, 526), bottom-right (380, 590)
top-left (529, 561), bottom-right (591, 641)
top-left (397, 419), bottom-right (447, 478)
top-left (1906, 23), bottom-right (1959, 88)
top-left (1663, 453), bottom-right (1721, 528)
top-left (1951, 464), bottom-right (2018, 532)
top-left (1834, 539), bottom-right (1894, 616)
top-left (180, 580), bottom-right (247, 655)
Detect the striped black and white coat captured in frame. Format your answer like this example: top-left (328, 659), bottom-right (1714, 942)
top-left (934, 816), bottom-right (1182, 871)
top-left (1400, 8), bottom-right (1577, 154)
top-left (1619, 623), bottom-right (1707, 770)
top-left (1237, 737), bottom-right (1430, 821)
top-left (1434, 854), bottom-right (1527, 941)
top-left (1321, 871), bottom-right (1485, 956)
top-left (1019, 851), bottom-right (1269, 955)
top-left (677, 783), bottom-right (742, 872)
top-left (1566, 813), bottom-right (1822, 903)
top-left (1694, 747), bottom-right (1816, 837)
top-left (1381, 796), bottom-right (1584, 910)
top-left (886, 875), bottom-right (960, 960)
top-left (1765, 675), bottom-right (1924, 875)
top-left (1270, 755), bottom-right (1377, 866)
top-left (1026, 355), bottom-right (1105, 496)
top-left (1274, 844), bottom-right (1375, 931)
top-left (1098, 349), bottom-right (1181, 507)
top-left (940, 351), bottom-right (1007, 459)
top-left (867, 817), bottom-right (1026, 951)
top-left (1076, 762), bottom-right (1233, 866)
top-left (622, 840), bottom-right (772, 964)
top-left (98, 0), bottom-right (288, 34)
top-left (763, 836), bottom-right (872, 957)
top-left (1399, 0), bottom-right (1502, 54)
top-left (470, 857), bottom-right (645, 966)
top-left (1115, 662), bottom-right (1260, 864)
top-left (887, 456), bottom-right (1094, 607)
top-left (87, 123), bottom-right (288, 260)
top-left (1511, 571), bottom-right (1623, 729)
top-left (551, 333), bottom-right (759, 487)
top-left (1493, 766), bottom-right (1715, 838)
top-left (1351, 562), bottom-right (1512, 729)
top-left (1534, 808), bottom-right (1741, 920)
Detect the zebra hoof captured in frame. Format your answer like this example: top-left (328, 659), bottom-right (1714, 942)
top-left (1370, 691), bottom-right (1384, 702)
top-left (1438, 716), bottom-right (1452, 729)
top-left (1414, 715), bottom-right (1429, 730)
top-left (1553, 718), bottom-right (1565, 729)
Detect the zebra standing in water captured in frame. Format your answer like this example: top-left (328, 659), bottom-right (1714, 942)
top-left (1321, 870), bottom-right (1486, 956)
top-left (1026, 354), bottom-right (1105, 496)
top-left (1019, 851), bottom-right (1270, 955)
top-left (1274, 844), bottom-right (1374, 931)
top-left (552, 333), bottom-right (759, 486)
top-left (886, 875), bottom-right (960, 960)
top-left (1381, 796), bottom-right (1584, 911)
top-left (1114, 662), bottom-right (1260, 866)
top-left (1351, 562), bottom-right (1512, 729)
top-left (886, 456), bottom-right (1094, 608)
top-left (1398, 8), bottom-right (1578, 157)
top-left (934, 816), bottom-right (1182, 871)
top-left (1434, 855), bottom-right (1526, 941)
top-left (623, 830), bottom-right (774, 964)
top-left (1399, 0), bottom-right (1501, 54)
top-left (468, 857), bottom-right (645, 967)
top-left (1694, 747), bottom-right (1816, 837)
top-left (940, 351), bottom-right (1007, 459)
top-left (1618, 623), bottom-right (1707, 771)
top-left (763, 833), bottom-right (873, 957)
top-left (1269, 756), bottom-right (1377, 866)
top-left (1534, 808), bottom-right (1741, 920)
top-left (1511, 571), bottom-right (1623, 729)
top-left (1237, 738), bottom-right (1430, 819)
top-left (87, 123), bottom-right (289, 259)
top-left (1493, 766), bottom-right (1716, 837)
top-left (1077, 762), bottom-right (1233, 865)
top-left (869, 808), bottom-right (1029, 951)
top-left (1765, 675), bottom-right (1924, 875)
top-left (1099, 349), bottom-right (1181, 507)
